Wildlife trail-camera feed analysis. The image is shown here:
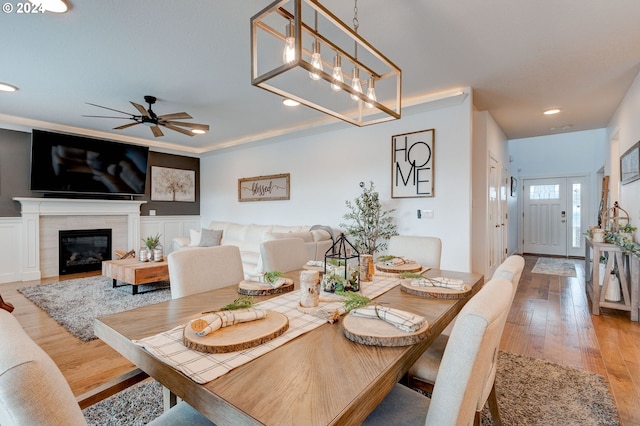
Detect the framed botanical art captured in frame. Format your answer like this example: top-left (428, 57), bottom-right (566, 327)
top-left (151, 166), bottom-right (196, 202)
top-left (391, 129), bottom-right (434, 198)
top-left (620, 141), bottom-right (640, 185)
top-left (510, 176), bottom-right (518, 196)
top-left (238, 173), bottom-right (290, 202)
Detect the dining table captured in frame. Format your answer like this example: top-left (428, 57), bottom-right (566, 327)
top-left (94, 268), bottom-right (483, 426)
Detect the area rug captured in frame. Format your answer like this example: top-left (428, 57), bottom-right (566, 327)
top-left (531, 257), bottom-right (577, 277)
top-left (481, 351), bottom-right (618, 425)
top-left (18, 276), bottom-right (171, 342)
top-left (82, 352), bottom-right (619, 425)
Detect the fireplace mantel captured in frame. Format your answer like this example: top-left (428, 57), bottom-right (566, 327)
top-left (13, 197), bottom-right (146, 280)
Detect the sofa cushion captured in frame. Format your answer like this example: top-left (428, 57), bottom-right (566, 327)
top-left (265, 231), bottom-right (314, 243)
top-left (221, 222), bottom-right (248, 247)
top-left (310, 229), bottom-right (331, 242)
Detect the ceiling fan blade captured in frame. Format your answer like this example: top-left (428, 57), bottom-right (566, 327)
top-left (151, 126), bottom-right (164, 137)
top-left (85, 102), bottom-right (133, 116)
top-left (157, 112), bottom-right (192, 120)
top-left (162, 123), bottom-right (196, 137)
top-left (163, 121), bottom-right (210, 131)
top-left (82, 115), bottom-right (133, 119)
top-left (130, 101), bottom-right (151, 118)
top-left (114, 122), bottom-right (140, 130)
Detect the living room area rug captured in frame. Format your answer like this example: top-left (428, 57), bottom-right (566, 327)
top-left (81, 351), bottom-right (619, 425)
top-left (18, 276), bottom-right (171, 342)
top-left (531, 257), bottom-right (577, 277)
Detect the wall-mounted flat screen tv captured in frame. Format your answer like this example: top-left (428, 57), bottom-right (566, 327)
top-left (30, 129), bottom-right (149, 196)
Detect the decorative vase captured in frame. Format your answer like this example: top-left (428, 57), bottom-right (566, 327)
top-left (605, 273), bottom-right (621, 302)
top-left (139, 247), bottom-right (149, 262)
top-left (152, 244), bottom-right (163, 262)
top-left (592, 229), bottom-right (605, 243)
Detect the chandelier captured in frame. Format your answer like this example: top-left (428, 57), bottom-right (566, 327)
top-left (251, 0), bottom-right (401, 127)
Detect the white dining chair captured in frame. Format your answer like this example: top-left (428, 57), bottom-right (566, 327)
top-left (259, 237), bottom-right (309, 273)
top-left (362, 276), bottom-right (514, 426)
top-left (0, 308), bottom-right (215, 426)
top-left (167, 245), bottom-right (245, 299)
top-left (386, 235), bottom-right (442, 269)
top-left (406, 254), bottom-right (525, 425)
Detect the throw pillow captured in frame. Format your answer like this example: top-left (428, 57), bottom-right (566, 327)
top-left (189, 229), bottom-right (202, 246)
top-left (198, 228), bottom-right (223, 247)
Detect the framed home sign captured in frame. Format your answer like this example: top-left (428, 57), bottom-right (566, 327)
top-left (391, 129), bottom-right (434, 198)
top-left (238, 173), bottom-right (290, 202)
top-left (620, 141), bottom-right (640, 185)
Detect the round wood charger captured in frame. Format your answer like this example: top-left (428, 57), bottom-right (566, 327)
top-left (400, 279), bottom-right (472, 299)
top-left (183, 311), bottom-right (289, 354)
top-left (374, 261), bottom-right (423, 274)
top-left (342, 314), bottom-right (430, 347)
top-left (237, 278), bottom-right (294, 296)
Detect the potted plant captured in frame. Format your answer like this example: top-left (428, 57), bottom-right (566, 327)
top-left (339, 181), bottom-right (398, 255)
top-left (141, 233), bottom-right (163, 262)
top-left (143, 233), bottom-right (162, 250)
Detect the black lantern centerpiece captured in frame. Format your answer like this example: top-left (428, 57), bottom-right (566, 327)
top-left (322, 233), bottom-right (360, 292)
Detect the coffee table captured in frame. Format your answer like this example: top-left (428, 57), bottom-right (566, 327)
top-left (102, 259), bottom-right (170, 295)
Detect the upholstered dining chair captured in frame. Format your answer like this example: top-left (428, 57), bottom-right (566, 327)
top-left (386, 235), bottom-right (442, 269)
top-left (167, 245), bottom-right (245, 299)
top-left (362, 276), bottom-right (513, 426)
top-left (259, 238), bottom-right (309, 273)
top-left (406, 254), bottom-right (525, 426)
top-left (0, 308), bottom-right (215, 426)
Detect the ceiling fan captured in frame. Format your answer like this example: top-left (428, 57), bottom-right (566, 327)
top-left (83, 95), bottom-right (209, 137)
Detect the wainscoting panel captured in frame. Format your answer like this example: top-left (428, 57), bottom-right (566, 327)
top-left (140, 215), bottom-right (200, 256)
top-left (0, 218), bottom-right (22, 283)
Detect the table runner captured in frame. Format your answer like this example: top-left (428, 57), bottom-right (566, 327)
top-left (134, 275), bottom-right (401, 384)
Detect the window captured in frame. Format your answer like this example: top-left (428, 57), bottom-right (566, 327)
top-left (529, 184), bottom-right (560, 200)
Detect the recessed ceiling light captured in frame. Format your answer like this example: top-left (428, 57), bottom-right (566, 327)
top-left (543, 108), bottom-right (561, 115)
top-left (282, 98), bottom-right (300, 107)
top-left (28, 0), bottom-right (69, 13)
top-left (191, 129), bottom-right (206, 135)
top-left (0, 82), bottom-right (18, 92)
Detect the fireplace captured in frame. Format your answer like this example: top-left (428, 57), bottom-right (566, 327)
top-left (59, 229), bottom-right (112, 275)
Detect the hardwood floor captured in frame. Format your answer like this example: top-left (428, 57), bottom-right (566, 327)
top-left (500, 255), bottom-right (640, 426)
top-left (1, 254), bottom-right (639, 424)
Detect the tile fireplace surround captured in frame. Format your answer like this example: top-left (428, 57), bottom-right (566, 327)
top-left (13, 197), bottom-right (146, 280)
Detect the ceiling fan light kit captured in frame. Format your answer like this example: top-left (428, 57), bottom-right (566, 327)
top-left (84, 95), bottom-right (210, 138)
top-left (251, 0), bottom-right (401, 127)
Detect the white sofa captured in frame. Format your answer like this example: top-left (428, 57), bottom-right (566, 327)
top-left (172, 221), bottom-right (334, 275)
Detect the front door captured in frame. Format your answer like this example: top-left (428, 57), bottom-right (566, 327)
top-left (523, 176), bottom-right (587, 257)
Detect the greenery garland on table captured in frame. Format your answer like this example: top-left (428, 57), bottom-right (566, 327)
top-left (604, 231), bottom-right (640, 258)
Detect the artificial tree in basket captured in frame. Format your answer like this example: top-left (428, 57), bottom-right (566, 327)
top-left (340, 181), bottom-right (398, 256)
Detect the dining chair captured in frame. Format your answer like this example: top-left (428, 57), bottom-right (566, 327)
top-left (362, 276), bottom-right (514, 426)
top-left (0, 308), bottom-right (215, 426)
top-left (167, 245), bottom-right (245, 299)
top-left (406, 255), bottom-right (525, 426)
top-left (386, 235), bottom-right (442, 269)
top-left (259, 237), bottom-right (309, 273)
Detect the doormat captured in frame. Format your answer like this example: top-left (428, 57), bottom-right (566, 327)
top-left (531, 257), bottom-right (577, 277)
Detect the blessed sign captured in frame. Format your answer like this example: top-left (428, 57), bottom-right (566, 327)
top-left (391, 129), bottom-right (434, 198)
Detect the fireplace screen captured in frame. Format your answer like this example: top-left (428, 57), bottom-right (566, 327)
top-left (59, 229), bottom-right (112, 275)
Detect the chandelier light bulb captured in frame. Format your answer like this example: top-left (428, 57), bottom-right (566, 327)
top-left (331, 54), bottom-right (343, 91)
top-left (282, 22), bottom-right (296, 64)
top-left (309, 40), bottom-right (322, 80)
top-left (365, 77), bottom-right (377, 108)
top-left (350, 67), bottom-right (362, 101)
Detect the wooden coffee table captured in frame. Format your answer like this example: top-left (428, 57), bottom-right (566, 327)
top-left (102, 259), bottom-right (170, 295)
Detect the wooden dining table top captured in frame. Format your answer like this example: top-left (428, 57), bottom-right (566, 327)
top-left (94, 268), bottom-right (483, 426)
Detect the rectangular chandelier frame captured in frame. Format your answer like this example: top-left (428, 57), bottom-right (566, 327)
top-left (251, 0), bottom-right (402, 127)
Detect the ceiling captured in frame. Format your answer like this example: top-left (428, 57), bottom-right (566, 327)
top-left (2, 1), bottom-right (640, 154)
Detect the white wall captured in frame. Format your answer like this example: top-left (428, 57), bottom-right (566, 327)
top-left (200, 96), bottom-right (474, 272)
top-left (607, 69), bottom-right (640, 236)
top-left (509, 128), bottom-right (608, 225)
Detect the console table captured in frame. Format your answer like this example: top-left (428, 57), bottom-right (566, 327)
top-left (584, 237), bottom-right (638, 320)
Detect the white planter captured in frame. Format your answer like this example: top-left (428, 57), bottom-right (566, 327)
top-left (605, 274), bottom-right (621, 302)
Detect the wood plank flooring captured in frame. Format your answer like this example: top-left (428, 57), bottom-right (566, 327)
top-left (500, 255), bottom-right (640, 426)
top-left (1, 254), bottom-right (639, 424)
